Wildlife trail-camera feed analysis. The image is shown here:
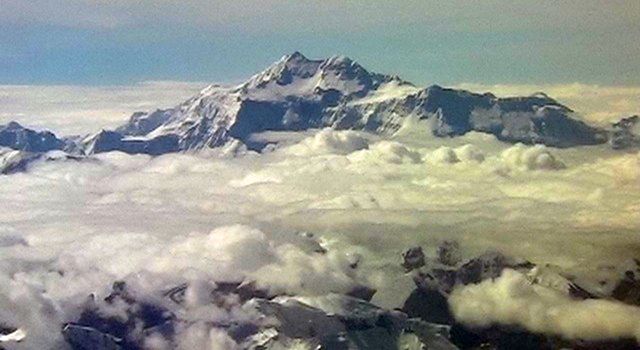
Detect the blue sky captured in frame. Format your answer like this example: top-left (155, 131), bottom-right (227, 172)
top-left (1, 0), bottom-right (638, 86)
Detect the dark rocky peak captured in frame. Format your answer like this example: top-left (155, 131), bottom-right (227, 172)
top-left (0, 121), bottom-right (65, 153)
top-left (610, 115), bottom-right (639, 149)
top-left (613, 115), bottom-right (639, 128)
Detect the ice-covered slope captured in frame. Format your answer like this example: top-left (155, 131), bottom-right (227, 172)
top-left (83, 52), bottom-right (608, 154)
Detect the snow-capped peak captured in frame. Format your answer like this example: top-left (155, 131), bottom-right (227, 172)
top-left (74, 52), bottom-right (611, 156)
top-left (240, 51), bottom-right (322, 91)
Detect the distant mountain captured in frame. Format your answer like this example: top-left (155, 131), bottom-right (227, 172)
top-left (0, 147), bottom-right (82, 175)
top-left (81, 52), bottom-right (609, 155)
top-left (1, 53), bottom-right (631, 163)
top-left (0, 121), bottom-right (66, 153)
top-left (610, 115), bottom-right (639, 150)
top-left (0, 148), bottom-right (43, 174)
top-left (0, 122), bottom-right (84, 174)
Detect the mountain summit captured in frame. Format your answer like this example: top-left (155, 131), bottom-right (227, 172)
top-left (46, 53), bottom-right (608, 155)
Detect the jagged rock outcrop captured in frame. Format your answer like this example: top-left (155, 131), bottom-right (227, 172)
top-left (0, 121), bottom-right (67, 152)
top-left (82, 130), bottom-right (179, 156)
top-left (0, 122), bottom-right (87, 175)
top-left (62, 280), bottom-right (459, 350)
top-left (610, 115), bottom-right (639, 150)
top-left (401, 243), bottom-right (639, 350)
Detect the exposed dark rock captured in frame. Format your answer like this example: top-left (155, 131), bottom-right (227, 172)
top-left (568, 338), bottom-right (639, 350)
top-left (403, 319), bottom-right (459, 350)
top-left (437, 240), bottom-right (462, 267)
top-left (610, 115), bottom-right (639, 150)
top-left (401, 248), bottom-right (640, 350)
top-left (250, 294), bottom-right (459, 349)
top-left (402, 288), bottom-right (454, 325)
top-left (611, 269), bottom-right (640, 306)
top-left (0, 325), bottom-right (17, 335)
top-left (413, 266), bottom-right (458, 295)
top-left (0, 149), bottom-right (42, 174)
top-left (65, 281), bottom-right (175, 350)
top-left (402, 246), bottom-right (426, 272)
top-left (346, 285), bottom-right (377, 302)
top-left (0, 121), bottom-right (66, 152)
top-left (62, 324), bottom-right (122, 350)
top-left (409, 250), bottom-right (533, 297)
top-left (449, 324), bottom-right (555, 350)
top-left (1, 148), bottom-right (86, 175)
top-left (455, 251), bottom-right (533, 286)
top-left (232, 280), bottom-right (272, 302)
top-left (84, 130), bottom-right (180, 156)
top-left (450, 323), bottom-right (639, 350)
top-left (253, 298), bottom-right (346, 341)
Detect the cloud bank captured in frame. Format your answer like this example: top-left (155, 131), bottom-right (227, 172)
top-left (0, 81), bottom-right (204, 135)
top-left (0, 128), bottom-right (639, 347)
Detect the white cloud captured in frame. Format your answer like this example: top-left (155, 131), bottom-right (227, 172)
top-left (285, 128), bottom-right (371, 156)
top-left (449, 269), bottom-right (640, 341)
top-left (429, 146), bottom-right (460, 164)
top-left (348, 141), bottom-right (422, 164)
top-left (0, 129), bottom-right (639, 347)
top-left (0, 81), bottom-right (205, 135)
top-left (176, 323), bottom-right (240, 350)
top-left (500, 143), bottom-right (565, 171)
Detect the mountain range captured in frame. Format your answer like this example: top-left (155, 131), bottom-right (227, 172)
top-left (1, 52), bottom-right (638, 173)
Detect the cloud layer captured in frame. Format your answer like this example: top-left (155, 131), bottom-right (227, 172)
top-left (0, 127), bottom-right (639, 347)
top-left (0, 81), bottom-right (204, 135)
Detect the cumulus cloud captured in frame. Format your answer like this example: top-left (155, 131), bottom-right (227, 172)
top-left (449, 269), bottom-right (640, 341)
top-left (156, 225), bottom-right (277, 280)
top-left (348, 141), bottom-right (421, 164)
top-left (424, 145), bottom-right (485, 165)
top-left (455, 144), bottom-right (485, 163)
top-left (285, 128), bottom-right (370, 156)
top-left (254, 244), bottom-right (362, 295)
top-left (429, 146), bottom-right (460, 164)
top-left (500, 143), bottom-right (565, 171)
top-left (0, 129), bottom-right (639, 347)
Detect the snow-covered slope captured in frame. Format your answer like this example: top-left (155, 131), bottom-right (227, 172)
top-left (0, 147), bottom-right (83, 174)
top-left (83, 52), bottom-right (608, 155)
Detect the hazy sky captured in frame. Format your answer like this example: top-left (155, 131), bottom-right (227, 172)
top-left (1, 0), bottom-right (638, 86)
